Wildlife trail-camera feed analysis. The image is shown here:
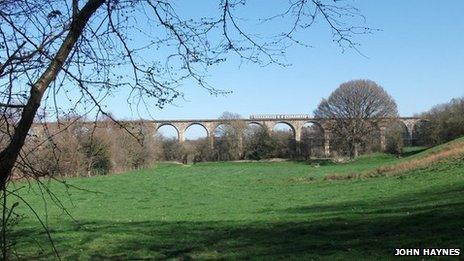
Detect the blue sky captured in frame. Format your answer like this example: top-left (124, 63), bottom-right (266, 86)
top-left (104, 0), bottom-right (463, 124)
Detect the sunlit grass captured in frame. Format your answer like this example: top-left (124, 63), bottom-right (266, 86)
top-left (7, 145), bottom-right (464, 259)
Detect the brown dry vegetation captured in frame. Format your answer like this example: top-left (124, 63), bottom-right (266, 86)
top-left (372, 140), bottom-right (464, 176)
top-left (13, 118), bottom-right (160, 179)
top-left (324, 138), bottom-right (464, 181)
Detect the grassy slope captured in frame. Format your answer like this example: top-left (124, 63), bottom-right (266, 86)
top-left (8, 142), bottom-right (464, 260)
top-left (369, 137), bottom-right (464, 177)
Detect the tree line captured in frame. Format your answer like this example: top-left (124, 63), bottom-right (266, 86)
top-left (0, 0), bottom-right (370, 196)
top-left (3, 80), bottom-right (463, 179)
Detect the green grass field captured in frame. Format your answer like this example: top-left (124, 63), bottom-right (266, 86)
top-left (7, 143), bottom-right (464, 259)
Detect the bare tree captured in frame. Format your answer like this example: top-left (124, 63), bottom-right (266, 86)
top-left (420, 97), bottom-right (464, 146)
top-left (384, 121), bottom-right (406, 156)
top-left (314, 79), bottom-right (398, 158)
top-left (213, 112), bottom-right (246, 160)
top-left (217, 112), bottom-right (246, 135)
top-left (0, 0), bottom-right (371, 255)
top-left (0, 0), bottom-right (372, 189)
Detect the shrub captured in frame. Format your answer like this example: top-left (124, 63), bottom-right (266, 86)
top-left (80, 133), bottom-right (112, 175)
top-left (421, 97), bottom-right (464, 145)
top-left (323, 173), bottom-right (359, 181)
top-left (157, 137), bottom-right (185, 161)
top-left (385, 122), bottom-right (405, 156)
top-left (243, 128), bottom-right (277, 160)
top-left (21, 119), bottom-right (159, 177)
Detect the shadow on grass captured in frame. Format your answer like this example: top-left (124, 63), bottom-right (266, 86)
top-left (12, 183), bottom-right (464, 260)
top-left (401, 147), bottom-right (429, 157)
top-left (14, 209), bottom-right (463, 260)
top-left (290, 158), bottom-right (337, 166)
top-left (284, 183), bottom-right (464, 215)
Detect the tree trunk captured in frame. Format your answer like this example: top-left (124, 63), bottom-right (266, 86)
top-left (0, 0), bottom-right (105, 190)
top-left (0, 89), bottom-right (42, 189)
top-left (350, 142), bottom-right (360, 159)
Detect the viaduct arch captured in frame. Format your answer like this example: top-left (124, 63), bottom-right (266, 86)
top-left (153, 115), bottom-right (425, 157)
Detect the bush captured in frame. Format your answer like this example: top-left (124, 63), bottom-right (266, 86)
top-left (385, 122), bottom-right (405, 156)
top-left (243, 128), bottom-right (277, 160)
top-left (421, 97), bottom-right (464, 145)
top-left (81, 135), bottom-right (112, 175)
top-left (213, 135), bottom-right (240, 161)
top-left (21, 119), bottom-right (158, 177)
top-left (112, 124), bottom-right (158, 171)
top-left (157, 137), bottom-right (185, 161)
top-left (272, 131), bottom-right (297, 159)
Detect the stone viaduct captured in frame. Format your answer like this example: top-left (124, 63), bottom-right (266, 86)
top-left (153, 114), bottom-right (425, 156)
top-left (30, 114), bottom-right (425, 157)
